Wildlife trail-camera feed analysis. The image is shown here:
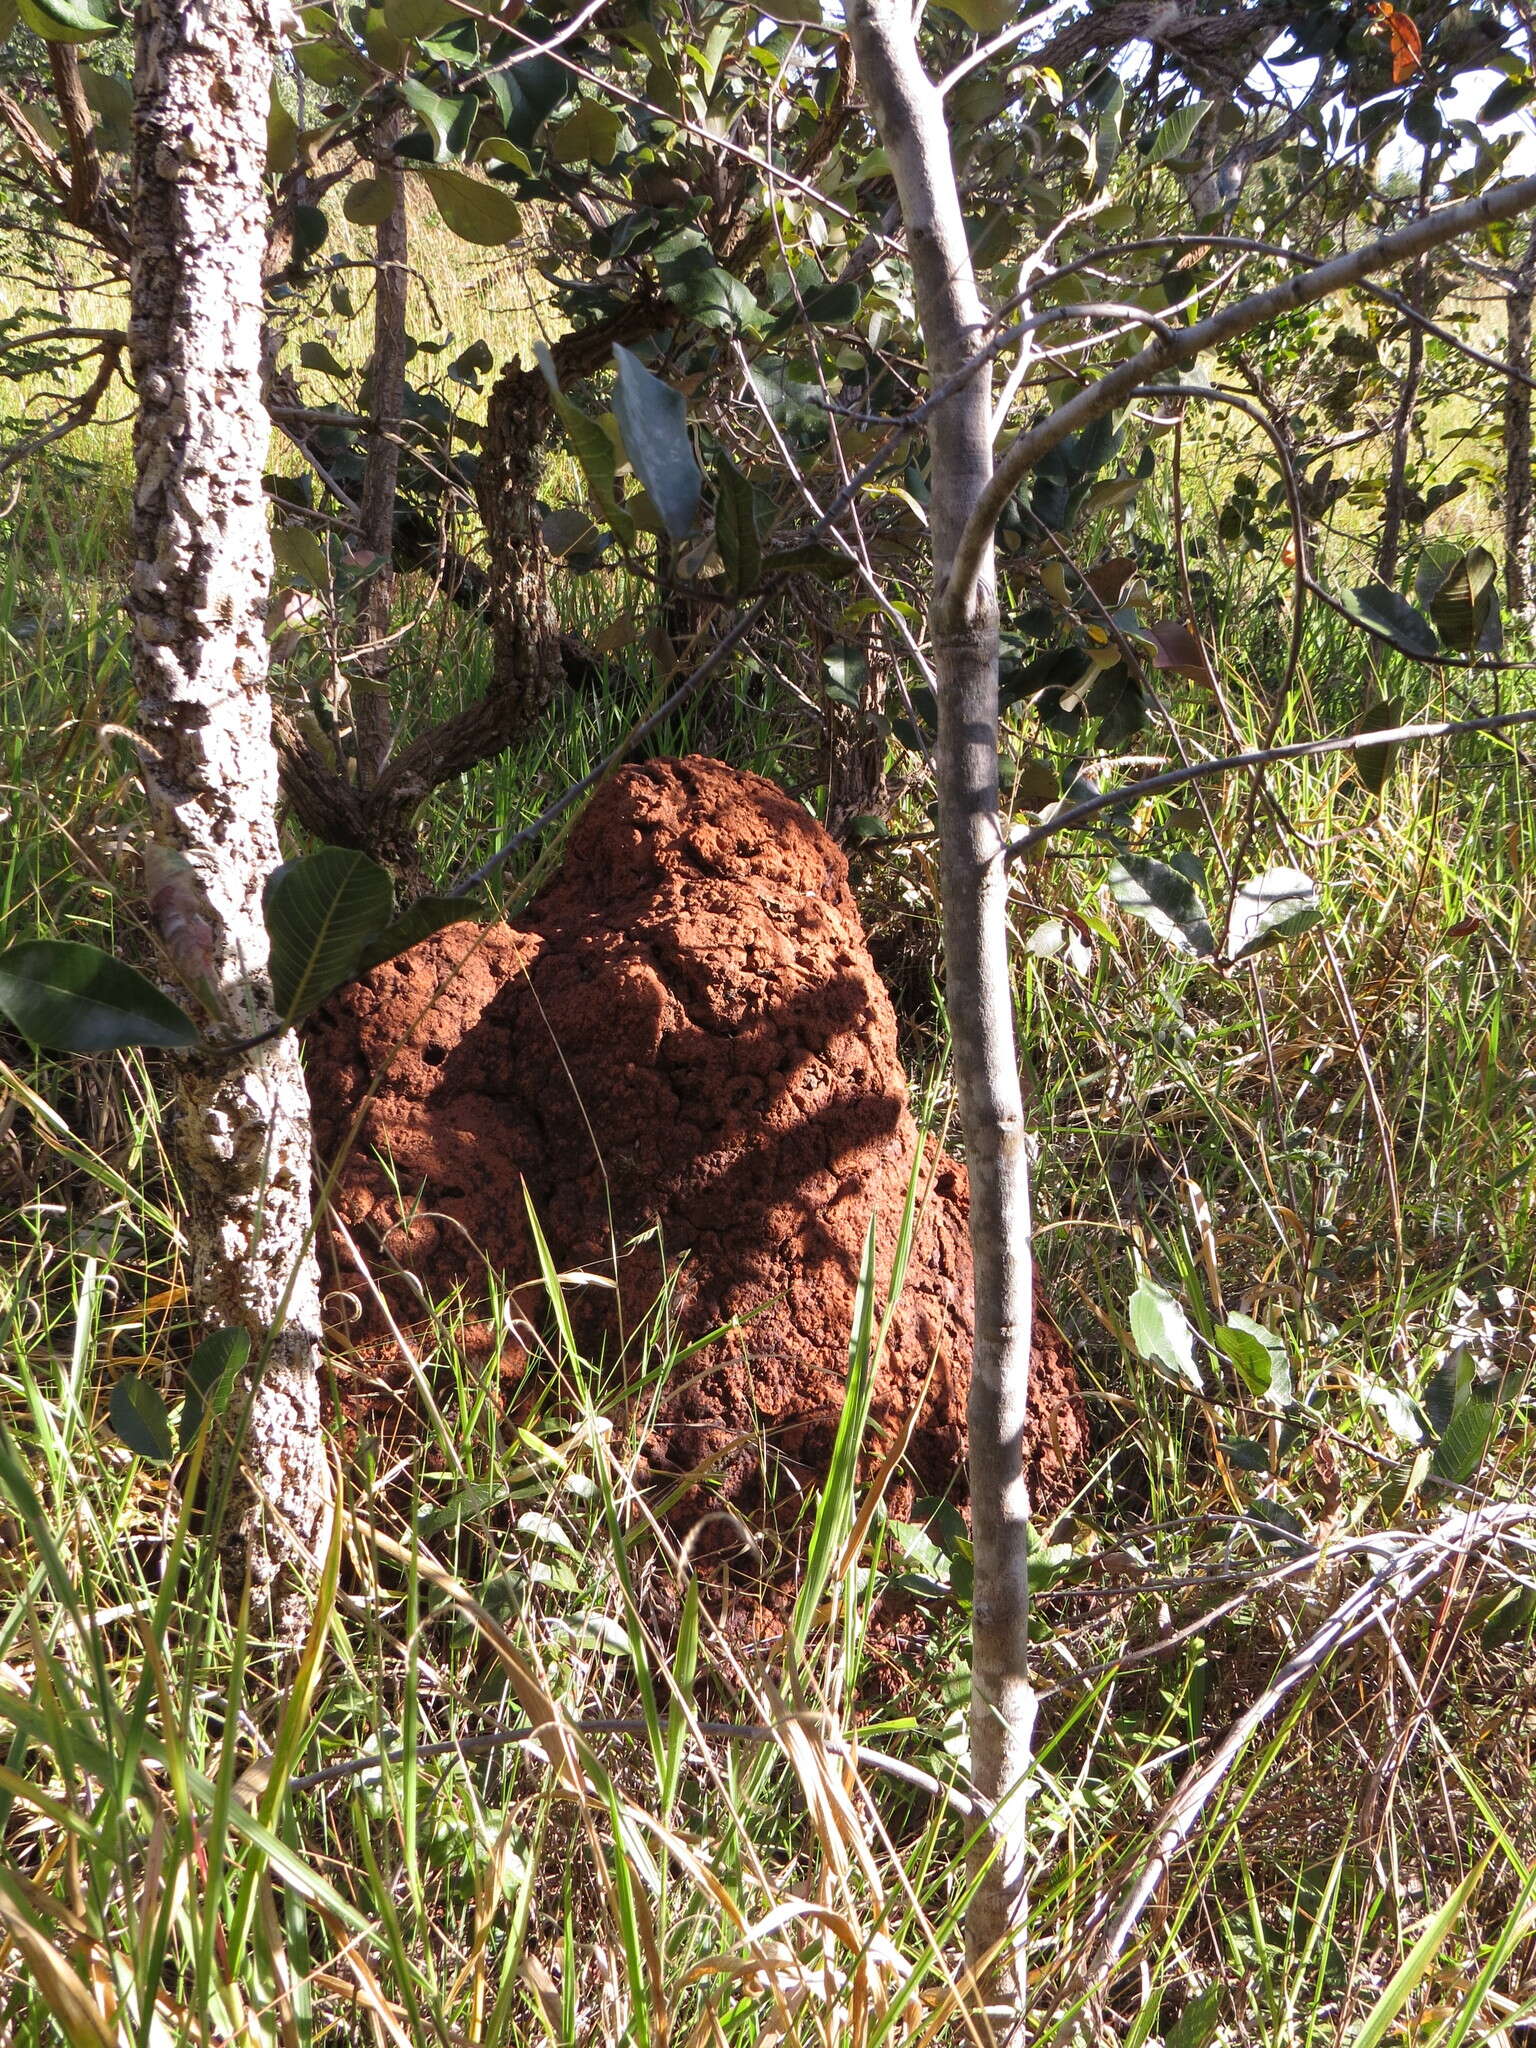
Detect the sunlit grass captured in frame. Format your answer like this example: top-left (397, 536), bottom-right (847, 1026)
top-left (4, 237), bottom-right (1536, 2044)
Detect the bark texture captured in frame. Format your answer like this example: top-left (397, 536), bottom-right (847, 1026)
top-left (351, 131), bottom-right (408, 790)
top-left (844, 1), bottom-right (1034, 2028)
top-left (131, 0), bottom-right (332, 1639)
top-left (1506, 236), bottom-right (1536, 620)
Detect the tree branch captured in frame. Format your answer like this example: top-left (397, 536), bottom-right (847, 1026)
top-left (1006, 706), bottom-right (1536, 864)
top-left (942, 173), bottom-right (1536, 630)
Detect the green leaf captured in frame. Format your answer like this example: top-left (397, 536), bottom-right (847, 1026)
top-left (1129, 1276), bottom-right (1203, 1391)
top-left (1430, 1396), bottom-right (1495, 1486)
top-left (0, 941), bottom-right (197, 1053)
top-left (1336, 582), bottom-right (1440, 659)
top-left (78, 59), bottom-right (131, 150)
top-left (355, 894), bottom-right (478, 975)
top-left (1424, 1343), bottom-right (1477, 1438)
top-left (400, 78), bottom-right (466, 159)
top-left (765, 541), bottom-right (854, 578)
top-left (298, 339), bottom-right (348, 377)
top-left (271, 524), bottom-right (330, 589)
top-left (1349, 1854), bottom-right (1492, 2048)
top-left (671, 264), bottom-right (763, 334)
top-left (1417, 543), bottom-right (1501, 654)
top-left (1361, 1379), bottom-right (1426, 1446)
top-left (1225, 867), bottom-right (1322, 962)
top-left (291, 202), bottom-right (328, 263)
top-left (293, 37), bottom-right (368, 86)
top-left (417, 166), bottom-right (522, 246)
top-left (654, 228), bottom-right (765, 334)
top-left (1221, 1435), bottom-right (1272, 1473)
top-left (612, 344), bottom-right (702, 541)
top-left (109, 1375), bottom-right (175, 1463)
top-left (936, 0), bottom-right (1014, 30)
top-left (549, 98), bottom-right (621, 166)
top-left (180, 1328), bottom-right (251, 1450)
top-left (713, 449), bottom-right (761, 597)
top-left (263, 848), bottom-right (393, 1021)
top-left (796, 274), bottom-right (864, 327)
top-left (1149, 100), bottom-right (1212, 163)
top-left (362, 6), bottom-right (405, 68)
top-left (537, 350), bottom-right (634, 544)
top-left (382, 0), bottom-right (454, 37)
top-left (1355, 696), bottom-right (1402, 797)
top-left (344, 175), bottom-right (398, 227)
top-left (1216, 1314), bottom-right (1292, 1405)
top-left (1481, 75), bottom-right (1536, 125)
top-left (15, 0), bottom-right (118, 44)
top-left (1108, 854), bottom-right (1215, 958)
top-left (266, 88), bottom-right (299, 178)
top-left (1165, 1983), bottom-right (1222, 2048)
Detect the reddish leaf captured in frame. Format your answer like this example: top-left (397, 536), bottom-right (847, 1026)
top-left (1371, 2), bottom-right (1422, 83)
top-left (1082, 555), bottom-right (1137, 605)
top-left (1145, 620), bottom-right (1207, 677)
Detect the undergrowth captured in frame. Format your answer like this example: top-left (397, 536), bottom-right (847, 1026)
top-left (4, 324), bottom-right (1536, 2042)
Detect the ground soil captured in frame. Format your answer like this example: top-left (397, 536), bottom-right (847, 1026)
top-left (304, 756), bottom-right (1088, 1525)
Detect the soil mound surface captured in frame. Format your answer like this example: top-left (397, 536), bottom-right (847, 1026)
top-left (304, 756), bottom-right (1087, 1519)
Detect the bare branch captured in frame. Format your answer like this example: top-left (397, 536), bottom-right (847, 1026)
top-left (943, 173), bottom-right (1536, 629)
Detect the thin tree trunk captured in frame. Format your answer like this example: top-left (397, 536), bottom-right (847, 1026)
top-left (131, 0), bottom-right (332, 1641)
top-left (826, 619), bottom-right (890, 839)
top-left (844, 2), bottom-right (1034, 2031)
top-left (1376, 301), bottom-right (1423, 589)
top-left (1505, 233), bottom-right (1536, 620)
top-left (351, 124), bottom-right (408, 794)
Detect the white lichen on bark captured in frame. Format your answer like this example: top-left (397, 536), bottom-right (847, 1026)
top-left (130, 0), bottom-right (331, 1639)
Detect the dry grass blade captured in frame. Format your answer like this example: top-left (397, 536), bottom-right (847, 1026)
top-left (1052, 1503), bottom-right (1536, 2033)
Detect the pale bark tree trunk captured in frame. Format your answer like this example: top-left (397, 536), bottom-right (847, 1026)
top-left (845, 2), bottom-right (1034, 2031)
top-left (351, 123), bottom-right (408, 795)
top-left (131, 0), bottom-right (332, 1641)
top-left (1505, 232), bottom-right (1536, 621)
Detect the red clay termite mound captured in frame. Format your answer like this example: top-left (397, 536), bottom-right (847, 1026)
top-left (304, 756), bottom-right (1087, 1519)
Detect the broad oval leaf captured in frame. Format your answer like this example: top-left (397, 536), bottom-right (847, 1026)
top-left (612, 343), bottom-right (702, 541)
top-left (1108, 854), bottom-right (1215, 958)
top-left (1430, 1396), bottom-right (1496, 1486)
top-left (299, 339), bottom-right (348, 377)
top-left (272, 524), bottom-right (331, 589)
top-left (109, 1374), bottom-right (175, 1463)
top-left (937, 0), bottom-right (1014, 30)
top-left (1336, 582), bottom-right (1439, 659)
top-left (356, 894), bottom-right (481, 976)
top-left (181, 1327), bottom-right (251, 1450)
top-left (1225, 867), bottom-right (1322, 963)
top-left (344, 175), bottom-right (398, 227)
top-left (549, 99), bottom-right (621, 166)
top-left (417, 166), bottom-right (522, 246)
top-left (382, 0), bottom-right (454, 36)
top-left (1355, 695), bottom-right (1402, 797)
top-left (1129, 1276), bottom-right (1204, 1391)
top-left (1216, 1314), bottom-right (1293, 1406)
top-left (1423, 1342), bottom-right (1477, 1438)
top-left (1417, 543), bottom-right (1502, 655)
top-left (15, 0), bottom-right (118, 43)
top-left (263, 848), bottom-right (393, 1021)
top-left (714, 449), bottom-right (762, 597)
top-left (0, 941), bottom-right (197, 1053)
top-left (1148, 99), bottom-right (1212, 164)
top-left (399, 77), bottom-right (469, 159)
